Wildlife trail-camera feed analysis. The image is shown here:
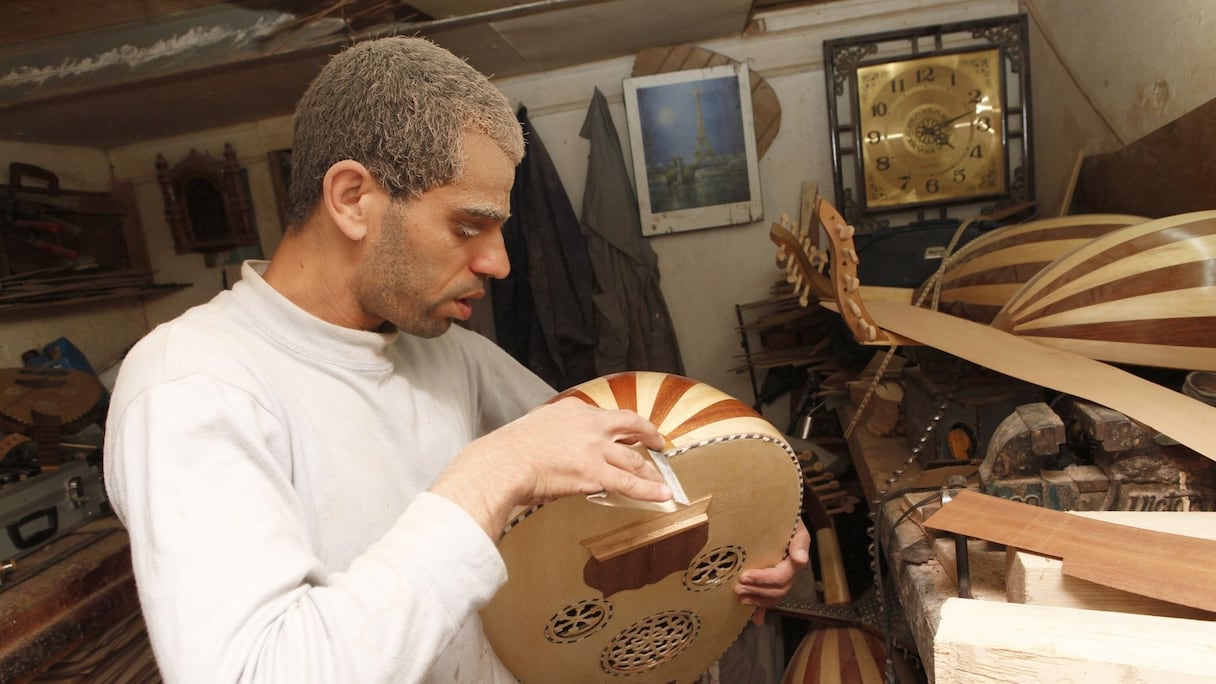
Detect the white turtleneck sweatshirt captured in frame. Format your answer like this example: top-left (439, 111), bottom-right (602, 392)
top-left (104, 260), bottom-right (555, 683)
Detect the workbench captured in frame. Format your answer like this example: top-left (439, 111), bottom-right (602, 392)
top-left (838, 403), bottom-right (1006, 682)
top-left (0, 513), bottom-right (157, 682)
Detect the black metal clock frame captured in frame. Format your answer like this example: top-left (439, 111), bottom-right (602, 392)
top-left (823, 13), bottom-right (1034, 232)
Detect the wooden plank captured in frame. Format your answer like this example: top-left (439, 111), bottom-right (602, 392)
top-left (1074, 97), bottom-right (1216, 218)
top-left (924, 490), bottom-right (1216, 613)
top-left (934, 598), bottom-right (1216, 683)
top-left (1007, 511), bottom-right (1216, 620)
top-left (0, 516), bottom-right (139, 682)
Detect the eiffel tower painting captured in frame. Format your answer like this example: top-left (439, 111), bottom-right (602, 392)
top-left (624, 63), bottom-right (763, 235)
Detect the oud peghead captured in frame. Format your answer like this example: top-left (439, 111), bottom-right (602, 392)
top-left (815, 198), bottom-right (896, 347)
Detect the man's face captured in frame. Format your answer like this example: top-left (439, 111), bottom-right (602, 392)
top-left (355, 132), bottom-right (514, 337)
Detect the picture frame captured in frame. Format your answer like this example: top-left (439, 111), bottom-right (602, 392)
top-left (622, 62), bottom-right (763, 236)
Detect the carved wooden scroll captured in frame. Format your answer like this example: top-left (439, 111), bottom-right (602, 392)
top-left (768, 196), bottom-right (900, 346)
top-left (481, 372), bottom-right (803, 683)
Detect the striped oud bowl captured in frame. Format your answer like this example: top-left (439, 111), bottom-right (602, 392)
top-left (482, 371), bottom-right (803, 683)
top-left (923, 214), bottom-right (1146, 323)
top-left (991, 210), bottom-right (1216, 371)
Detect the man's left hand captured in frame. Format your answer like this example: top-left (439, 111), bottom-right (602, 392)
top-left (734, 518), bottom-right (811, 624)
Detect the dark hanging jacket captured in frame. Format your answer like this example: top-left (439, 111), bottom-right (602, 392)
top-left (579, 88), bottom-right (685, 376)
top-left (491, 105), bottom-right (598, 390)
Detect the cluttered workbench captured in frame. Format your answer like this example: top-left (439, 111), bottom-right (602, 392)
top-left (834, 353), bottom-right (1216, 683)
top-left (836, 394), bottom-right (1003, 681)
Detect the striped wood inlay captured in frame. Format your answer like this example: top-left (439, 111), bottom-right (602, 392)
top-left (558, 371), bottom-right (783, 446)
top-left (926, 214), bottom-right (1146, 322)
top-left (992, 211), bottom-right (1216, 370)
top-left (782, 626), bottom-right (887, 684)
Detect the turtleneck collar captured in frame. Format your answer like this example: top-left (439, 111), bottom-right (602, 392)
top-left (230, 260), bottom-right (398, 371)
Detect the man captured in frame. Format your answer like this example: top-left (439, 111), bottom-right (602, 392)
top-left (105, 36), bottom-right (808, 682)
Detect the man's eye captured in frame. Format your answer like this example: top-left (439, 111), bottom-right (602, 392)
top-left (457, 224), bottom-right (480, 238)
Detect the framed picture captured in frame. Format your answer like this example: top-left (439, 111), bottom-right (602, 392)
top-left (623, 63), bottom-right (763, 236)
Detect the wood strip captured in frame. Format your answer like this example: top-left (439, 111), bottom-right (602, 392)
top-left (924, 490), bottom-right (1216, 612)
top-left (860, 299), bottom-right (1216, 460)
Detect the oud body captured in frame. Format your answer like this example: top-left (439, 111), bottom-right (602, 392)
top-left (482, 372), bottom-right (803, 683)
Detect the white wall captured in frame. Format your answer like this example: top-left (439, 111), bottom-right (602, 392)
top-left (3, 0), bottom-right (1215, 404)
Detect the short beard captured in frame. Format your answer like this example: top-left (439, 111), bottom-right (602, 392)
top-left (358, 199), bottom-right (452, 338)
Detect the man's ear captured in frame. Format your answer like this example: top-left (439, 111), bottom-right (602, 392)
top-left (321, 160), bottom-right (384, 242)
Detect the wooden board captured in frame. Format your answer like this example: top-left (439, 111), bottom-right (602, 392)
top-left (923, 489), bottom-right (1216, 613)
top-left (1074, 96), bottom-right (1216, 218)
top-left (934, 597), bottom-right (1216, 684)
top-left (0, 516), bottom-right (140, 682)
top-left (1007, 511), bottom-right (1216, 621)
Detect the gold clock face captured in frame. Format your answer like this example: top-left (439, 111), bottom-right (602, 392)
top-left (856, 48), bottom-right (1007, 210)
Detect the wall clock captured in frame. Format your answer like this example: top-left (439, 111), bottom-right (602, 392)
top-left (824, 14), bottom-right (1033, 231)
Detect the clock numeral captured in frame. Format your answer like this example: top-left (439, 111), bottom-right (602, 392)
top-left (889, 78), bottom-right (906, 94)
top-left (871, 102), bottom-right (888, 117)
top-left (899, 174), bottom-right (912, 190)
top-left (915, 67), bottom-right (936, 83)
top-left (975, 116), bottom-right (993, 132)
top-left (866, 130), bottom-right (883, 144)
top-left (925, 178), bottom-right (941, 193)
top-left (876, 156), bottom-right (891, 171)
top-left (969, 145), bottom-right (984, 159)
top-left (953, 169), bottom-right (967, 183)
top-left (968, 89), bottom-right (983, 105)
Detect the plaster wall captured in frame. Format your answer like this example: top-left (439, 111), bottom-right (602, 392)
top-left (1022, 0), bottom-right (1216, 216)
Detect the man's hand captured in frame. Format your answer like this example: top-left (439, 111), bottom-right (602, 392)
top-left (735, 517), bottom-right (811, 624)
top-left (432, 397), bottom-right (672, 538)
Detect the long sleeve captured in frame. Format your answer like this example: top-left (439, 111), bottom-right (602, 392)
top-left (104, 261), bottom-right (555, 683)
top-left (106, 376), bottom-right (509, 683)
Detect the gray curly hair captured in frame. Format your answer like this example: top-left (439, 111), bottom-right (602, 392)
top-left (286, 36), bottom-right (524, 227)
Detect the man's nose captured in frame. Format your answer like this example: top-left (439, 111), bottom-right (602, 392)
top-left (473, 231), bottom-right (510, 279)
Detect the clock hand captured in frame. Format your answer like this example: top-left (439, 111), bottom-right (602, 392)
top-left (926, 108), bottom-right (978, 148)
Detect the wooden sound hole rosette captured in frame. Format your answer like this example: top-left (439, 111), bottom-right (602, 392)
top-left (599, 610), bottom-right (702, 676)
top-left (545, 598), bottom-right (613, 644)
top-left (683, 545), bottom-right (746, 592)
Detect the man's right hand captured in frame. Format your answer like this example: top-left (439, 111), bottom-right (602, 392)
top-left (430, 397), bottom-right (672, 539)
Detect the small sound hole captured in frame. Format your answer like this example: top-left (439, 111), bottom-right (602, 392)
top-left (545, 598), bottom-right (613, 644)
top-left (683, 545), bottom-right (746, 591)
